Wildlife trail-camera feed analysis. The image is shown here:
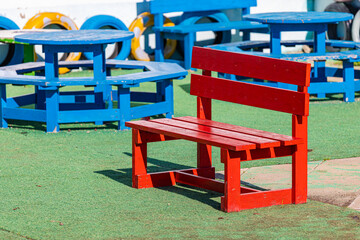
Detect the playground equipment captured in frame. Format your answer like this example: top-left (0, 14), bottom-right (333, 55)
top-left (324, 0), bottom-right (360, 42)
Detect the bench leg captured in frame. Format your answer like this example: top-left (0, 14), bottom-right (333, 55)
top-left (132, 129), bottom-right (148, 188)
top-left (35, 86), bottom-right (46, 110)
top-left (163, 80), bottom-right (174, 118)
top-left (197, 143), bottom-right (214, 179)
top-left (343, 61), bottom-right (355, 102)
top-left (117, 86), bottom-right (131, 131)
top-left (0, 84), bottom-right (8, 128)
top-left (221, 149), bottom-right (241, 212)
top-left (45, 89), bottom-right (60, 133)
top-left (292, 115), bottom-right (308, 204)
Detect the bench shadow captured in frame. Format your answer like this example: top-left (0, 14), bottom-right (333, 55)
top-left (7, 119), bottom-right (118, 132)
top-left (95, 152), bottom-right (222, 210)
top-left (95, 152), bottom-right (269, 211)
top-left (309, 92), bottom-right (360, 102)
top-left (179, 83), bottom-right (190, 94)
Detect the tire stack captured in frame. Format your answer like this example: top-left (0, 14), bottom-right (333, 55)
top-left (324, 0), bottom-right (360, 49)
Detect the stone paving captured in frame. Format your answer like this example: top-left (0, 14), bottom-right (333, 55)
top-left (216, 157), bottom-right (360, 211)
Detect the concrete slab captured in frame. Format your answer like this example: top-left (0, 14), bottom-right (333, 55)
top-left (215, 158), bottom-right (360, 210)
top-left (308, 157), bottom-right (360, 208)
top-left (349, 196), bottom-right (360, 211)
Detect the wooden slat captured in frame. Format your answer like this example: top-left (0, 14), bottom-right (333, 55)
top-left (175, 116), bottom-right (302, 146)
top-left (151, 118), bottom-right (281, 148)
top-left (191, 47), bottom-right (311, 86)
top-left (175, 172), bottom-right (224, 193)
top-left (190, 75), bottom-right (309, 116)
top-left (150, 0), bottom-right (257, 14)
top-left (155, 21), bottom-right (268, 34)
top-left (125, 120), bottom-right (257, 151)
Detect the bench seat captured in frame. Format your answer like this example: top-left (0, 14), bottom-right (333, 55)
top-left (126, 116), bottom-right (303, 151)
top-left (154, 21), bottom-right (268, 34)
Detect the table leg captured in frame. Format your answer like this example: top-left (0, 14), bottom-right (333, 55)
top-left (0, 84), bottom-right (8, 128)
top-left (93, 44), bottom-right (107, 125)
top-left (35, 86), bottom-right (46, 110)
top-left (343, 60), bottom-right (355, 102)
top-left (184, 33), bottom-right (195, 70)
top-left (154, 14), bottom-right (165, 62)
top-left (45, 88), bottom-right (60, 133)
top-left (270, 26), bottom-right (281, 55)
top-left (117, 86), bottom-right (130, 130)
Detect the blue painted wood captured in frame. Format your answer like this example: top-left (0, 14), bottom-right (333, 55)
top-left (0, 84), bottom-right (7, 128)
top-left (130, 101), bottom-right (170, 120)
top-left (153, 21), bottom-right (268, 34)
top-left (243, 12), bottom-right (353, 24)
top-left (0, 57), bottom-right (187, 132)
top-left (3, 108), bottom-right (46, 122)
top-left (343, 61), bottom-right (355, 102)
top-left (209, 39), bottom-right (360, 102)
top-left (7, 94), bottom-right (35, 108)
top-left (149, 0), bottom-right (268, 69)
top-left (14, 30), bottom-right (134, 46)
top-left (243, 12), bottom-right (353, 56)
top-left (149, 0), bottom-right (257, 14)
top-left (117, 87), bottom-right (130, 130)
top-left (35, 87), bottom-right (46, 110)
top-left (45, 89), bottom-right (60, 133)
top-left (58, 109), bottom-right (119, 123)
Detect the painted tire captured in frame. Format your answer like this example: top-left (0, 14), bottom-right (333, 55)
top-left (23, 12), bottom-right (81, 74)
top-left (178, 11), bottom-right (231, 53)
top-left (129, 12), bottom-right (177, 61)
top-left (352, 10), bottom-right (360, 42)
top-left (80, 15), bottom-right (131, 60)
top-left (0, 16), bottom-right (23, 66)
top-left (325, 3), bottom-right (352, 51)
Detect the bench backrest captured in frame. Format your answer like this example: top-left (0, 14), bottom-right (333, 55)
top-left (190, 47), bottom-right (311, 117)
top-left (149, 0), bottom-right (257, 14)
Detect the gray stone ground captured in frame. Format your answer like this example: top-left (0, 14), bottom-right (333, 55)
top-left (216, 157), bottom-right (360, 211)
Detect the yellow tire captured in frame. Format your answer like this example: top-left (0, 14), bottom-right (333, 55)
top-left (129, 12), bottom-right (176, 61)
top-left (23, 12), bottom-right (81, 74)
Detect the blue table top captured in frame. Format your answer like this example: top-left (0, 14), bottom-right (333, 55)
top-left (243, 11), bottom-right (353, 24)
top-left (14, 29), bottom-right (134, 45)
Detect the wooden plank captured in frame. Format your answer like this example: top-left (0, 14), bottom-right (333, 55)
top-left (151, 118), bottom-right (281, 148)
top-left (191, 47), bottom-right (311, 86)
top-left (176, 116), bottom-right (302, 146)
top-left (150, 0), bottom-right (257, 14)
top-left (221, 189), bottom-right (292, 212)
top-left (154, 21), bottom-right (268, 34)
top-left (175, 172), bottom-right (224, 193)
top-left (190, 74), bottom-right (309, 116)
top-left (125, 120), bottom-right (257, 151)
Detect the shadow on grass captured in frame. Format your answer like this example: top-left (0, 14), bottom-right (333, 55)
top-left (309, 92), bottom-right (360, 102)
top-left (179, 83), bottom-right (190, 94)
top-left (95, 167), bottom-right (222, 210)
top-left (7, 119), bottom-right (119, 132)
top-left (95, 152), bottom-right (268, 211)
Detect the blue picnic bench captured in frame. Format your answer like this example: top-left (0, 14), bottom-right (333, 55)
top-left (0, 30), bottom-right (187, 133)
top-left (210, 39), bottom-right (360, 102)
top-left (0, 59), bottom-right (187, 132)
top-left (147, 0), bottom-right (268, 69)
top-left (210, 12), bottom-right (359, 102)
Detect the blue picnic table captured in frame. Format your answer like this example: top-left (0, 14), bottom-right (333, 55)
top-left (0, 30), bottom-right (187, 132)
top-left (211, 11), bottom-right (359, 102)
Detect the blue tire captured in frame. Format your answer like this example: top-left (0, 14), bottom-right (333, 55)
top-left (80, 15), bottom-right (131, 60)
top-left (0, 16), bottom-right (23, 66)
top-left (178, 11), bottom-right (231, 53)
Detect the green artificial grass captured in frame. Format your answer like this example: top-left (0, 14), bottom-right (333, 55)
top-left (0, 69), bottom-right (359, 239)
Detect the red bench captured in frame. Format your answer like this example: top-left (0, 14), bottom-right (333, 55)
top-left (125, 47), bottom-right (311, 212)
